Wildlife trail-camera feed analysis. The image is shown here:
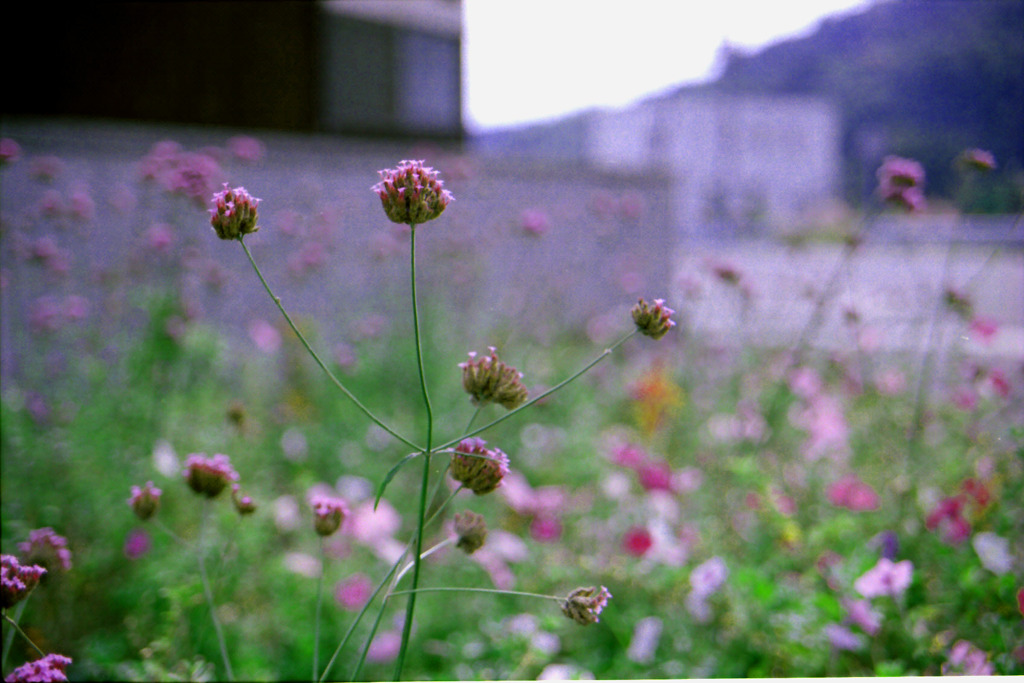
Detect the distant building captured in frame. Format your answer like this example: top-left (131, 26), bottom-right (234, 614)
top-left (2, 0), bottom-right (463, 140)
top-left (474, 90), bottom-right (841, 236)
top-left (588, 92), bottom-right (840, 235)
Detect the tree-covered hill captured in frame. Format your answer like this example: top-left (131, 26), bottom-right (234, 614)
top-left (708, 0), bottom-right (1023, 210)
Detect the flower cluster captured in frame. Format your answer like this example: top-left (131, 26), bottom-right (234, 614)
top-left (127, 481), bottom-right (162, 520)
top-left (372, 159), bottom-right (453, 225)
top-left (854, 558), bottom-right (913, 598)
top-left (232, 484), bottom-right (257, 516)
top-left (876, 155), bottom-right (926, 212)
top-left (4, 653), bottom-right (73, 682)
top-left (183, 453), bottom-right (239, 498)
top-left (631, 298), bottom-right (676, 340)
top-left (561, 585), bottom-right (612, 625)
top-left (450, 438), bottom-right (510, 495)
top-left (459, 347), bottom-right (528, 410)
top-left (958, 148), bottom-right (997, 173)
top-left (18, 528), bottom-right (72, 573)
top-left (1, 554), bottom-right (47, 609)
top-left (453, 510), bottom-right (488, 554)
top-left (210, 183), bottom-right (261, 240)
top-left (311, 495), bottom-right (348, 537)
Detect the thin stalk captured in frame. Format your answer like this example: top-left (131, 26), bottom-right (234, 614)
top-left (388, 586), bottom-right (562, 603)
top-left (237, 237), bottom-right (421, 452)
top-left (394, 538), bottom-right (455, 586)
top-left (1, 600), bottom-right (28, 671)
top-left (394, 224), bottom-right (434, 681)
top-left (319, 556), bottom-right (402, 682)
top-left (313, 538), bottom-right (325, 683)
top-left (198, 499), bottom-right (234, 682)
top-left (1, 613), bottom-right (45, 659)
top-left (351, 589), bottom-right (392, 681)
top-left (438, 328), bottom-right (639, 450)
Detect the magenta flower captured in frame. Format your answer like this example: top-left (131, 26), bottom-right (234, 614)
top-left (631, 298), bottom-right (676, 340)
top-left (690, 556), bottom-right (729, 599)
top-left (0, 137), bottom-right (22, 165)
top-left (183, 453), bottom-right (239, 498)
top-left (128, 481), bottom-right (162, 520)
top-left (231, 483), bottom-right (257, 516)
top-left (311, 495), bottom-right (349, 537)
top-left (826, 475), bottom-right (880, 512)
top-left (943, 640), bottom-right (994, 675)
top-left (372, 159), bottom-right (453, 225)
top-left (167, 151), bottom-right (222, 205)
top-left (1, 555), bottom-right (47, 609)
top-left (842, 598), bottom-right (881, 636)
top-left (123, 529), bottom-right (152, 560)
top-left (4, 653), bottom-right (72, 682)
top-left (958, 148), bottom-right (997, 173)
top-left (622, 526), bottom-right (654, 557)
top-left (520, 208), bottom-right (550, 236)
top-left (968, 316), bottom-right (999, 345)
top-left (926, 496), bottom-right (971, 545)
top-left (18, 528), bottom-right (72, 573)
top-left (637, 461), bottom-right (674, 493)
top-left (853, 558), bottom-right (913, 598)
top-left (209, 183), bottom-right (260, 240)
top-left (529, 515), bottom-right (563, 543)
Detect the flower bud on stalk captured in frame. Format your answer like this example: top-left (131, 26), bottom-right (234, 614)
top-left (311, 495), bottom-right (348, 537)
top-left (128, 481), bottom-right (162, 520)
top-left (453, 511), bottom-right (488, 554)
top-left (183, 453), bottom-right (239, 498)
top-left (561, 585), bottom-right (612, 625)
top-left (209, 183), bottom-right (260, 240)
top-left (459, 347), bottom-right (528, 410)
top-left (631, 298), bottom-right (676, 340)
top-left (450, 438), bottom-right (510, 495)
top-left (372, 159), bottom-right (453, 225)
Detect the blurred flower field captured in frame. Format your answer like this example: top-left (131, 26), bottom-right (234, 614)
top-left (1, 129), bottom-right (1022, 681)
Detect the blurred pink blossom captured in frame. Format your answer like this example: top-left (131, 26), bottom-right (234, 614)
top-left (30, 155), bottom-right (65, 180)
top-left (366, 630), bottom-right (402, 663)
top-left (926, 496), bottom-right (971, 545)
top-left (248, 319), bottom-right (281, 354)
top-left (788, 366), bottom-right (823, 399)
top-left (824, 623), bottom-right (864, 651)
top-left (145, 223), bottom-right (175, 252)
top-left (0, 137), bottom-right (21, 164)
top-left (843, 598), bottom-right (881, 636)
top-left (826, 475), bottom-right (880, 512)
top-left (622, 526), bottom-right (654, 557)
top-left (968, 316), bottom-right (999, 345)
top-left (951, 386), bottom-right (978, 412)
top-left (124, 529), bottom-right (152, 559)
top-left (876, 368), bottom-right (906, 395)
top-left (793, 394), bottom-right (850, 462)
top-left (69, 188), bottom-right (95, 221)
top-left (618, 190), bottom-right (644, 221)
top-left (943, 640), bottom-right (994, 675)
top-left (637, 461), bottom-right (675, 493)
top-left (334, 573), bottom-right (373, 610)
top-left (876, 155), bottom-right (926, 212)
top-left (520, 208), bottom-right (550, 236)
top-left (226, 135), bottom-right (265, 163)
top-left (38, 189), bottom-right (64, 217)
top-left (854, 558), bottom-right (912, 598)
top-left (530, 515), bottom-right (563, 543)
top-left (972, 532), bottom-right (1012, 575)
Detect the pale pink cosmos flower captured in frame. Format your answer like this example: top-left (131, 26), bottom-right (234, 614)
top-left (366, 629), bottom-right (402, 663)
top-left (853, 558), bottom-right (913, 598)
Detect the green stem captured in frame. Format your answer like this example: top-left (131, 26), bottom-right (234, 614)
top-left (388, 586), bottom-right (562, 603)
top-left (394, 225), bottom-right (434, 681)
top-left (2, 609), bottom-right (45, 659)
top-left (198, 499), bottom-right (234, 682)
top-left (313, 538), bottom-right (324, 683)
top-left (394, 538), bottom-right (455, 586)
top-left (438, 328), bottom-right (639, 450)
top-left (1, 599), bottom-right (28, 671)
top-left (319, 556), bottom-right (402, 682)
top-left (237, 237), bottom-right (422, 452)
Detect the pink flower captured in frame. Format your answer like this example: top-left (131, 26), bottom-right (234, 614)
top-left (19, 528), bottom-right (72, 573)
top-left (788, 366), bottom-right (823, 399)
top-left (877, 155), bottom-right (926, 212)
top-left (183, 453), bottom-right (239, 498)
top-left (876, 368), bottom-right (906, 395)
top-left (611, 443), bottom-right (646, 469)
top-left (0, 137), bottom-right (21, 165)
top-left (794, 394), bottom-right (850, 462)
top-left (30, 155), bottom-right (65, 180)
top-left (168, 152), bottom-right (223, 205)
top-left (943, 640), bottom-right (994, 676)
top-left (128, 481), bottom-right (162, 520)
top-left (968, 316), bottom-right (999, 345)
top-left (959, 148), bottom-right (997, 173)
top-left (824, 623), bottom-right (864, 651)
top-left (843, 598), bottom-right (881, 636)
top-left (622, 526), bottom-right (654, 557)
top-left (1, 555), bottom-right (47, 609)
top-left (69, 188), bottom-right (95, 221)
top-left (637, 461), bottom-right (674, 493)
top-left (951, 386), bottom-right (978, 412)
top-left (853, 558), bottom-right (913, 598)
top-left (690, 556), bottom-right (729, 598)
top-left (124, 529), bottom-right (152, 560)
top-left (450, 437), bottom-right (510, 495)
top-left (311, 495), bottom-right (349, 537)
top-left (520, 208), bottom-right (550, 236)
top-left (248, 318), bottom-right (281, 354)
top-left (146, 223), bottom-right (175, 252)
top-left (826, 475), bottom-right (880, 512)
top-left (334, 573), bottom-right (373, 610)
top-left (926, 496), bottom-right (971, 545)
top-left (530, 515), bottom-right (563, 543)
top-left (366, 630), bottom-right (402, 663)
top-left (209, 183), bottom-right (260, 240)
top-left (226, 135), bottom-right (265, 163)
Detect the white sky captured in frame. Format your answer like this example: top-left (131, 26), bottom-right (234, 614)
top-left (462, 0), bottom-right (875, 131)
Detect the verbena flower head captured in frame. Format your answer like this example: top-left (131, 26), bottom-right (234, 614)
top-left (4, 653), bottom-right (73, 682)
top-left (876, 155), bottom-right (926, 212)
top-left (561, 585), bottom-right (612, 625)
top-left (183, 453), bottom-right (239, 498)
top-left (631, 298), bottom-right (676, 340)
top-left (450, 438), bottom-right (510, 495)
top-left (209, 183), bottom-right (260, 240)
top-left (127, 481), bottom-right (162, 521)
top-left (459, 347), bottom-right (528, 410)
top-left (958, 148), bottom-right (997, 173)
top-left (232, 483), bottom-right (257, 516)
top-left (453, 510), bottom-right (488, 554)
top-left (18, 528), bottom-right (72, 573)
top-left (372, 159), bottom-right (453, 225)
top-left (1, 555), bottom-right (47, 609)
top-left (311, 495), bottom-right (348, 537)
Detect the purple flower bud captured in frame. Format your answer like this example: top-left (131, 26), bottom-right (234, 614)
top-left (1, 555), bottom-right (47, 609)
top-left (128, 481), bottom-right (162, 521)
top-left (453, 510), bottom-right (488, 554)
top-left (450, 438), bottom-right (510, 495)
top-left (631, 298), bottom-right (676, 340)
top-left (311, 495), bottom-right (348, 537)
top-left (183, 453), bottom-right (239, 498)
top-left (561, 585), bottom-right (612, 625)
top-left (232, 483), bottom-right (257, 516)
top-left (459, 347), bottom-right (528, 410)
top-left (209, 184), bottom-right (260, 240)
top-left (958, 148), bottom-right (996, 173)
top-left (18, 528), bottom-right (72, 573)
top-left (4, 653), bottom-right (73, 682)
top-left (371, 160), bottom-right (453, 225)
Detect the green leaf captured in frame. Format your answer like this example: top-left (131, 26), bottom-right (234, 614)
top-left (375, 451), bottom-right (422, 509)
